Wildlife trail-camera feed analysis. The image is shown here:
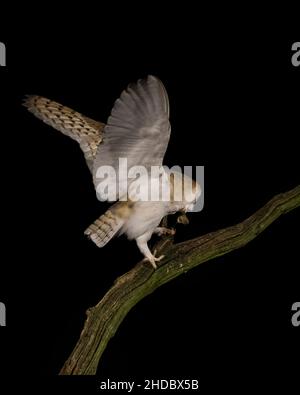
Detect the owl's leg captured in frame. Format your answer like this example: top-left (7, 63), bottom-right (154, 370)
top-left (154, 227), bottom-right (176, 237)
top-left (136, 235), bottom-right (164, 269)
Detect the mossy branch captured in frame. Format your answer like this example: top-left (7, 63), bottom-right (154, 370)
top-left (60, 185), bottom-right (300, 375)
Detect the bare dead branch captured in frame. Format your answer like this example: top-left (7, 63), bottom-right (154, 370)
top-left (60, 185), bottom-right (300, 375)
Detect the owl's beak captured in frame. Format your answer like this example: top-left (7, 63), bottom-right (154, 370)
top-left (177, 213), bottom-right (189, 225)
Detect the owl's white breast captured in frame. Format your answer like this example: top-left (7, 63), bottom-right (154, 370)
top-left (121, 201), bottom-right (168, 240)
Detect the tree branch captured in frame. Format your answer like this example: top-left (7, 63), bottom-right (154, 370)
top-left (59, 185), bottom-right (300, 375)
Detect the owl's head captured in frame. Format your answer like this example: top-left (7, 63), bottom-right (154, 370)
top-left (182, 175), bottom-right (201, 212)
top-left (169, 171), bottom-right (201, 213)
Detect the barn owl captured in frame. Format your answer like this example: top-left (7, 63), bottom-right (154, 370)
top-left (24, 76), bottom-right (201, 268)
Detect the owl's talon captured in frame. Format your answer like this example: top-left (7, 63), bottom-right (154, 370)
top-left (149, 259), bottom-right (157, 270)
top-left (155, 254), bottom-right (165, 261)
top-left (142, 250), bottom-right (165, 269)
top-left (153, 249), bottom-right (164, 260)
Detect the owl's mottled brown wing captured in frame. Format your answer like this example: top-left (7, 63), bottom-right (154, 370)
top-left (24, 95), bottom-right (105, 171)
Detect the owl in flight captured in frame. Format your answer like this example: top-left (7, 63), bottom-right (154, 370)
top-left (24, 76), bottom-right (201, 268)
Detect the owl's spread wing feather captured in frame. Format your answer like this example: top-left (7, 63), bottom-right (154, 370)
top-left (93, 75), bottom-right (171, 201)
top-left (23, 95), bottom-right (105, 171)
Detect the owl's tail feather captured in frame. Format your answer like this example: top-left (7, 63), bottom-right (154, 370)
top-left (84, 205), bottom-right (125, 247)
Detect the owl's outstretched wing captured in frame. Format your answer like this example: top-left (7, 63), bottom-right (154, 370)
top-left (93, 75), bottom-right (171, 201)
top-left (24, 95), bottom-right (105, 171)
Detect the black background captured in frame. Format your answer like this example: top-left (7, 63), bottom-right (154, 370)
top-left (0, 6), bottom-right (299, 393)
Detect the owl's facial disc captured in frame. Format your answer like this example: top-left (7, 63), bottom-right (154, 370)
top-left (185, 203), bottom-right (195, 212)
top-left (183, 178), bottom-right (201, 212)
